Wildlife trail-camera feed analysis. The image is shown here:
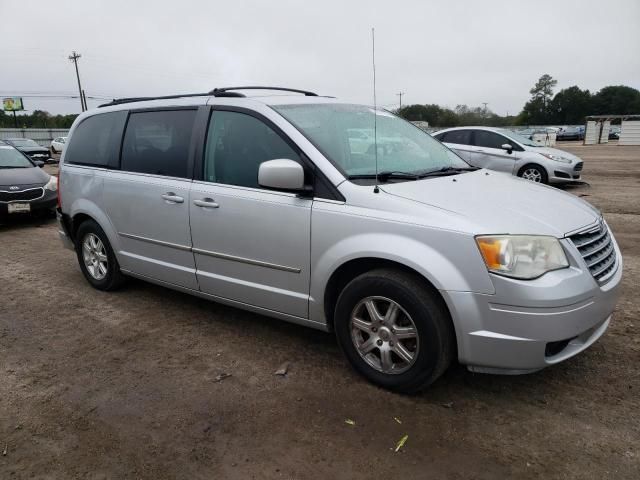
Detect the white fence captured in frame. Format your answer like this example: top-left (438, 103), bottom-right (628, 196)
top-left (0, 128), bottom-right (69, 147)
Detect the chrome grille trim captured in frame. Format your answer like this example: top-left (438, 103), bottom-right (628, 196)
top-left (0, 187), bottom-right (45, 203)
top-left (568, 220), bottom-right (617, 284)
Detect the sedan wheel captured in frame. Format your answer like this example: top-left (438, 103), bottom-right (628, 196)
top-left (350, 296), bottom-right (419, 374)
top-left (522, 167), bottom-right (543, 182)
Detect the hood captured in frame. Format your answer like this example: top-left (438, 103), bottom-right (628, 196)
top-left (380, 170), bottom-right (599, 237)
top-left (0, 166), bottom-right (50, 188)
top-left (529, 146), bottom-right (583, 163)
top-left (18, 146), bottom-right (49, 154)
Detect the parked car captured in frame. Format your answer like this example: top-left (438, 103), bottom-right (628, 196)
top-left (57, 87), bottom-right (622, 393)
top-left (556, 126), bottom-right (585, 141)
top-left (433, 126), bottom-right (583, 184)
top-left (50, 136), bottom-right (67, 154)
top-left (608, 126), bottom-right (621, 140)
top-left (4, 138), bottom-right (52, 163)
top-left (0, 142), bottom-right (57, 218)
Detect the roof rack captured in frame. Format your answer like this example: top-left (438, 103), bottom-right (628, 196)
top-left (98, 86), bottom-right (318, 108)
top-left (209, 86), bottom-right (318, 97)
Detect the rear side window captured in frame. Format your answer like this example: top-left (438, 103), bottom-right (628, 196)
top-left (121, 110), bottom-right (196, 178)
top-left (203, 110), bottom-right (301, 188)
top-left (473, 130), bottom-right (508, 149)
top-left (442, 130), bottom-right (472, 145)
top-left (65, 111), bottom-right (127, 167)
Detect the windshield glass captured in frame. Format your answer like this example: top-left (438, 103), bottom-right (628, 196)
top-left (499, 129), bottom-right (540, 147)
top-left (9, 139), bottom-right (40, 147)
top-left (273, 103), bottom-right (468, 179)
top-left (0, 146), bottom-right (33, 168)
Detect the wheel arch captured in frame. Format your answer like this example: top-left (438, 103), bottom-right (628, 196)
top-left (67, 199), bottom-right (120, 253)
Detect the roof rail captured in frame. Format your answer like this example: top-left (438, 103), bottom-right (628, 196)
top-left (209, 86), bottom-right (318, 97)
top-left (98, 86), bottom-right (318, 108)
top-left (99, 92), bottom-right (209, 108)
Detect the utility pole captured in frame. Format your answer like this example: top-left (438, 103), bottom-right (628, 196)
top-left (68, 51), bottom-right (85, 112)
top-left (482, 102), bottom-right (488, 115)
top-left (397, 91), bottom-right (404, 110)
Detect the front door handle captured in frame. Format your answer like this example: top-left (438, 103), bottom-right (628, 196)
top-left (193, 198), bottom-right (220, 209)
top-left (161, 192), bottom-right (184, 203)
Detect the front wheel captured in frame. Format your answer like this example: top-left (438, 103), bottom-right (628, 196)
top-left (334, 269), bottom-right (455, 393)
top-left (518, 164), bottom-right (548, 184)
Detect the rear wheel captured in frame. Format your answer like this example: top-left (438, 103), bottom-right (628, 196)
top-left (518, 163), bottom-right (548, 184)
top-left (334, 269), bottom-right (454, 393)
top-left (75, 220), bottom-right (125, 291)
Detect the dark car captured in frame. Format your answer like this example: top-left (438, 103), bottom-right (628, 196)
top-left (609, 126), bottom-right (621, 140)
top-left (0, 142), bottom-right (57, 218)
top-left (556, 127), bottom-right (585, 141)
top-left (4, 137), bottom-right (53, 163)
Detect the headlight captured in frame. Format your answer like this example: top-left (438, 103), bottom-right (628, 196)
top-left (540, 152), bottom-right (572, 164)
top-left (476, 235), bottom-right (569, 279)
top-left (44, 176), bottom-right (57, 192)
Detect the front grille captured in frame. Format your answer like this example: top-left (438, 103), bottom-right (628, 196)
top-left (0, 187), bottom-right (44, 202)
top-left (569, 221), bottom-right (617, 283)
top-left (574, 162), bottom-right (584, 171)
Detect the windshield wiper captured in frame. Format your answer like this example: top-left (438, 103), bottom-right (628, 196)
top-left (417, 166), bottom-right (479, 178)
top-left (348, 171), bottom-right (420, 181)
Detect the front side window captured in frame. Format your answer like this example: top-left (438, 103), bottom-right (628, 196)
top-left (0, 146), bottom-right (33, 168)
top-left (65, 111), bottom-right (127, 167)
top-left (473, 130), bottom-right (510, 150)
top-left (121, 110), bottom-right (196, 178)
top-left (443, 130), bottom-right (472, 146)
top-left (204, 110), bottom-right (301, 188)
top-left (272, 103), bottom-right (467, 180)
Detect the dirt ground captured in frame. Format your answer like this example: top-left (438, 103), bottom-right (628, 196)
top-left (1, 142), bottom-right (638, 479)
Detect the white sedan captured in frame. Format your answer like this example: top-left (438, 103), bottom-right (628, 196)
top-left (50, 136), bottom-right (67, 154)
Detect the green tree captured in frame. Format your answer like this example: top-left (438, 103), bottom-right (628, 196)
top-left (518, 74), bottom-right (558, 125)
top-left (591, 86), bottom-right (640, 115)
top-left (549, 86), bottom-right (593, 124)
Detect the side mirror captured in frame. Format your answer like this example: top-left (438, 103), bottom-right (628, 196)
top-left (258, 159), bottom-right (307, 192)
top-left (501, 143), bottom-right (513, 153)
top-left (34, 160), bottom-right (45, 168)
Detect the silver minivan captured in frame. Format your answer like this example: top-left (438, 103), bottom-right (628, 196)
top-left (433, 126), bottom-right (584, 184)
top-left (57, 87), bottom-right (622, 392)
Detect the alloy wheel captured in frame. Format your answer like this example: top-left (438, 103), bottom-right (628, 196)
top-left (350, 296), bottom-right (420, 374)
top-left (522, 168), bottom-right (543, 182)
top-left (82, 233), bottom-right (108, 280)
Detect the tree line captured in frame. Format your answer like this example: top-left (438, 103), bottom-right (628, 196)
top-left (397, 75), bottom-right (640, 128)
top-left (0, 109), bottom-right (78, 129)
top-left (2, 76), bottom-right (639, 129)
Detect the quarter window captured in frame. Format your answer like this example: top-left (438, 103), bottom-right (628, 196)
top-left (204, 110), bottom-right (301, 188)
top-left (473, 130), bottom-right (509, 149)
top-left (121, 110), bottom-right (196, 178)
top-left (64, 111), bottom-right (127, 167)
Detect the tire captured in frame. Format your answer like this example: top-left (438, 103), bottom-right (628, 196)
top-left (518, 163), bottom-right (548, 184)
top-left (50, 146), bottom-right (57, 155)
top-left (334, 268), bottom-right (455, 393)
top-left (75, 220), bottom-right (126, 291)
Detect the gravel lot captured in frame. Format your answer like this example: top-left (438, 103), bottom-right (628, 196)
top-left (1, 142), bottom-right (638, 479)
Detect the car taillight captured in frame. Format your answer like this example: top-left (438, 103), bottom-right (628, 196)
top-left (56, 173), bottom-right (61, 208)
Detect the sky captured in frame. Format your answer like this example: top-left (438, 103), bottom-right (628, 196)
top-left (1, 0), bottom-right (639, 116)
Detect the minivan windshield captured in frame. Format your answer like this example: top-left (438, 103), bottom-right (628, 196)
top-left (273, 103), bottom-right (469, 181)
top-left (0, 146), bottom-right (33, 168)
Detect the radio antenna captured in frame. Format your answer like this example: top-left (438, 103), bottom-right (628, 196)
top-left (372, 27), bottom-right (379, 194)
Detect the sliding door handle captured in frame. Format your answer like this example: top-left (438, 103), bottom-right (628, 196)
top-left (161, 193), bottom-right (184, 203)
top-left (193, 198), bottom-right (220, 209)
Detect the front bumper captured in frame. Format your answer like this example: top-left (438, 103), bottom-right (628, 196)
top-left (548, 161), bottom-right (583, 184)
top-left (0, 189), bottom-right (57, 216)
top-left (443, 237), bottom-right (623, 374)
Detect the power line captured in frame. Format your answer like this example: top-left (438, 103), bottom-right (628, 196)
top-left (68, 51), bottom-right (86, 112)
